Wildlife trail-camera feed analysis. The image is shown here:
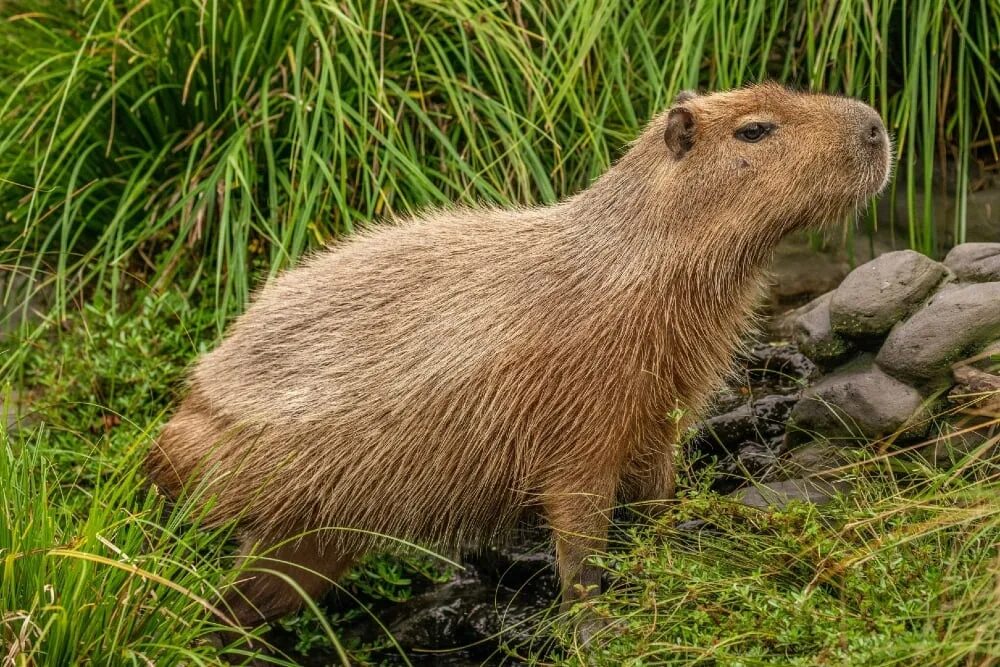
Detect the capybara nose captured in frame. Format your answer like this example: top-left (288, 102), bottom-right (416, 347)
top-left (861, 115), bottom-right (887, 147)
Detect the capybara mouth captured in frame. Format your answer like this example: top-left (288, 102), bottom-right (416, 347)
top-left (868, 134), bottom-right (894, 197)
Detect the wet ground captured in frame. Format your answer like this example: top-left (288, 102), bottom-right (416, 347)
top-left (269, 529), bottom-right (560, 665)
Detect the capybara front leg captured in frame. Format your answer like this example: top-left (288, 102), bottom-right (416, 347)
top-left (543, 481), bottom-right (615, 645)
top-left (543, 483), bottom-right (613, 613)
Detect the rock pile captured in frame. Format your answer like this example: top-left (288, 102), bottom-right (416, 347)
top-left (788, 243), bottom-right (1000, 442)
top-left (696, 243), bottom-right (1000, 505)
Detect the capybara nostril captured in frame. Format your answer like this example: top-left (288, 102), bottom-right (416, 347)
top-left (862, 117), bottom-right (886, 147)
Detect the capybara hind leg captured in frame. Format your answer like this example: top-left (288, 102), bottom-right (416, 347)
top-left (221, 533), bottom-right (357, 628)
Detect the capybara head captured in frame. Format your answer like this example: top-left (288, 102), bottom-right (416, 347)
top-left (623, 83), bottom-right (892, 238)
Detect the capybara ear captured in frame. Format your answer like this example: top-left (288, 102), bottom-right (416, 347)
top-left (664, 105), bottom-right (696, 159)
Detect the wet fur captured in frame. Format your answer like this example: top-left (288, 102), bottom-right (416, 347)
top-left (147, 83), bottom-right (891, 627)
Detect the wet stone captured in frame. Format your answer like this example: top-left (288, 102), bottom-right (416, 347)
top-left (829, 250), bottom-right (946, 339)
top-left (767, 441), bottom-right (850, 482)
top-left (465, 535), bottom-right (558, 594)
top-left (790, 293), bottom-right (855, 365)
top-left (744, 342), bottom-right (820, 386)
top-left (876, 282), bottom-right (1000, 384)
top-left (380, 576), bottom-right (542, 654)
top-left (715, 440), bottom-right (783, 484)
top-left (710, 386), bottom-right (752, 416)
top-left (944, 243), bottom-right (1000, 283)
top-left (319, 528), bottom-right (558, 666)
top-left (788, 360), bottom-right (927, 442)
top-left (729, 477), bottom-right (853, 510)
top-left (694, 394), bottom-right (799, 457)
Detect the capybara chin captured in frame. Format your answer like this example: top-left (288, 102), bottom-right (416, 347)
top-left (147, 83), bottom-right (891, 630)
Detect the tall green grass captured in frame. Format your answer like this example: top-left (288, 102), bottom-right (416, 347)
top-left (0, 288), bottom-right (243, 664)
top-left (0, 0), bottom-right (996, 323)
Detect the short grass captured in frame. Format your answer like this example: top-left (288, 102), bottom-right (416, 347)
top-left (4, 285), bottom-right (999, 666)
top-left (548, 451), bottom-right (1000, 666)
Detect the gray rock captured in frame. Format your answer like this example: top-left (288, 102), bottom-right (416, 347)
top-left (791, 293), bottom-right (854, 364)
top-left (788, 361), bottom-right (927, 442)
top-left (876, 282), bottom-right (1000, 383)
top-left (729, 477), bottom-right (852, 509)
top-left (770, 441), bottom-right (850, 481)
top-left (733, 441), bottom-right (782, 477)
top-left (829, 250), bottom-right (946, 338)
top-left (708, 439), bottom-right (785, 487)
top-left (944, 243), bottom-right (1000, 283)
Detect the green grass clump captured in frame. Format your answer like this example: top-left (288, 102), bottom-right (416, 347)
top-left (1, 0), bottom-right (997, 325)
top-left (0, 431), bottom-right (239, 665)
top-left (550, 452), bottom-right (1000, 666)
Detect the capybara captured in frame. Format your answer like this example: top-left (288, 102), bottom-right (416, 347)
top-left (147, 83), bottom-right (891, 634)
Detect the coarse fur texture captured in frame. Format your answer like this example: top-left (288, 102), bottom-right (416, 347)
top-left (147, 83), bottom-right (892, 630)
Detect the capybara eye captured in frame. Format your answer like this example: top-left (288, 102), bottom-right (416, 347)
top-left (735, 122), bottom-right (773, 143)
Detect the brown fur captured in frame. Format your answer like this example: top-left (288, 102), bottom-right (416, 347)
top-left (147, 83), bottom-right (891, 628)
